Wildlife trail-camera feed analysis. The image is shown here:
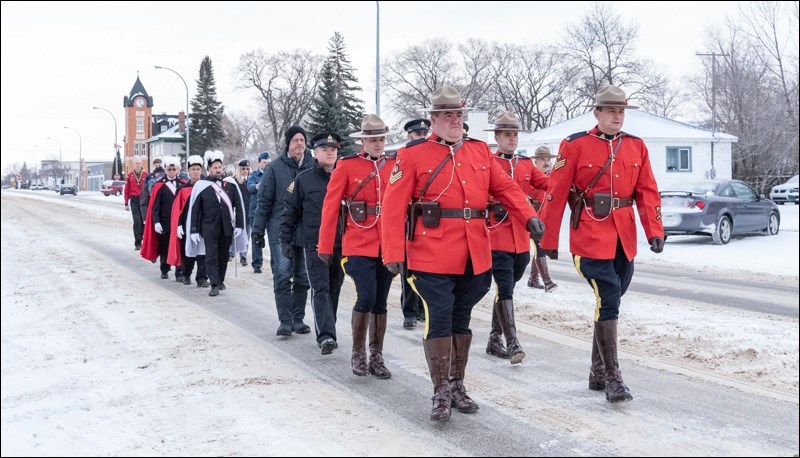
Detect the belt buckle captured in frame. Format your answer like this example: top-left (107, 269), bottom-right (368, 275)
top-left (375, 205), bottom-right (381, 216)
top-left (612, 197), bottom-right (620, 210)
top-left (463, 208), bottom-right (472, 220)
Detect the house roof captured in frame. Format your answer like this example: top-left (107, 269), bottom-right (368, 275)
top-left (518, 110), bottom-right (738, 146)
top-left (145, 124), bottom-right (184, 143)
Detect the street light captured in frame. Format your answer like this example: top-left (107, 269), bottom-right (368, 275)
top-left (93, 106), bottom-right (121, 179)
top-left (47, 136), bottom-right (63, 185)
top-left (154, 65), bottom-right (190, 156)
top-left (64, 126), bottom-right (82, 190)
top-left (375, 1), bottom-right (380, 116)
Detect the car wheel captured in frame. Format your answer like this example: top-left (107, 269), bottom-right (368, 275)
top-left (766, 211), bottom-right (779, 235)
top-left (712, 215), bottom-right (732, 245)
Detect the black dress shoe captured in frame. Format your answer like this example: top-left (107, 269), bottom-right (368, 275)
top-left (197, 279), bottom-right (210, 288)
top-left (175, 276), bottom-right (184, 283)
top-left (218, 283), bottom-right (226, 291)
top-left (134, 244), bottom-right (141, 251)
top-left (182, 276), bottom-right (192, 285)
top-left (276, 322), bottom-right (292, 336)
top-left (253, 268), bottom-right (262, 274)
top-left (160, 273), bottom-right (168, 279)
top-left (240, 256), bottom-right (248, 267)
top-left (403, 317), bottom-right (417, 328)
top-left (292, 321), bottom-right (311, 334)
top-left (320, 338), bottom-right (336, 355)
top-left (209, 287), bottom-right (219, 297)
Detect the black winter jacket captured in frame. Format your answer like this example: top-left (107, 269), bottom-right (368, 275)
top-left (252, 150), bottom-right (314, 245)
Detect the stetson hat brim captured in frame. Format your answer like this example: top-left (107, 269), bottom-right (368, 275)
top-left (349, 128), bottom-right (399, 139)
top-left (586, 101), bottom-right (639, 109)
top-left (484, 125), bottom-right (530, 132)
top-left (421, 105), bottom-right (473, 113)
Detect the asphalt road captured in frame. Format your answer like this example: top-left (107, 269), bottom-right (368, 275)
top-left (7, 191), bottom-right (799, 456)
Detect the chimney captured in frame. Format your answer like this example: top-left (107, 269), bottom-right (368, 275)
top-left (178, 111), bottom-right (185, 133)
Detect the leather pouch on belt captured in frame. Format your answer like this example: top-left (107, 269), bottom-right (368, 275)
top-left (492, 202), bottom-right (508, 220)
top-left (592, 193), bottom-right (612, 217)
top-left (420, 201), bottom-right (441, 228)
top-left (349, 201), bottom-right (367, 222)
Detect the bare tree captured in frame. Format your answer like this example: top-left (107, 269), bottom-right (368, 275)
top-left (490, 43), bottom-right (573, 131)
top-left (562, 2), bottom-right (672, 111)
top-left (235, 49), bottom-right (322, 148)
top-left (455, 38), bottom-right (497, 111)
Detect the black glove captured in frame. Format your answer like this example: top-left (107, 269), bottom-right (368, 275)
top-left (649, 236), bottom-right (664, 253)
top-left (385, 262), bottom-right (404, 276)
top-left (318, 253), bottom-right (333, 267)
top-left (280, 244), bottom-right (293, 259)
top-left (253, 232), bottom-right (265, 249)
top-left (526, 217), bottom-right (545, 239)
top-left (541, 249), bottom-right (558, 260)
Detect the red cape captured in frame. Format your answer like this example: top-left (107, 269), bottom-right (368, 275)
top-left (167, 186), bottom-right (193, 266)
top-left (140, 181), bottom-right (166, 262)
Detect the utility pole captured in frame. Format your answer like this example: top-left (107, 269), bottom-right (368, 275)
top-left (696, 51), bottom-right (728, 179)
top-left (375, 1), bottom-right (381, 116)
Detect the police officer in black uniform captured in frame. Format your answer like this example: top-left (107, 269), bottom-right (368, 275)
top-left (280, 132), bottom-right (345, 355)
top-left (399, 119), bottom-right (431, 328)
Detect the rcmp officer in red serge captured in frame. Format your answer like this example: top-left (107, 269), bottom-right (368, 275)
top-left (399, 118), bottom-right (431, 329)
top-left (318, 114), bottom-right (397, 379)
top-left (527, 145), bottom-right (558, 292)
top-left (538, 85), bottom-right (664, 403)
top-left (380, 87), bottom-right (544, 422)
top-left (484, 111), bottom-right (549, 365)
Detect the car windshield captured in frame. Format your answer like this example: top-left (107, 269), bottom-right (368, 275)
top-left (664, 180), bottom-right (719, 196)
top-left (787, 175), bottom-right (799, 184)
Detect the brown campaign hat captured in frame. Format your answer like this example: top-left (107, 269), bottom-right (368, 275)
top-left (586, 85), bottom-right (639, 109)
top-left (484, 111), bottom-right (528, 132)
top-left (533, 146), bottom-right (556, 159)
top-left (421, 86), bottom-right (471, 112)
top-left (349, 114), bottom-right (397, 138)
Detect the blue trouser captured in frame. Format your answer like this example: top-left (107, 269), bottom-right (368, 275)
top-left (269, 242), bottom-right (310, 324)
top-left (573, 240), bottom-right (634, 322)
top-left (342, 255), bottom-right (394, 315)
top-left (409, 258), bottom-right (492, 339)
top-left (304, 248), bottom-right (345, 344)
top-left (249, 216), bottom-right (263, 269)
top-left (490, 250), bottom-right (530, 301)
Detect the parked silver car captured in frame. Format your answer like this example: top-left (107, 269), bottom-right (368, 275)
top-left (769, 175), bottom-right (799, 205)
top-left (660, 179), bottom-right (780, 245)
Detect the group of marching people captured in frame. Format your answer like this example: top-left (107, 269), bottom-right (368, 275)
top-left (140, 152), bottom-right (248, 297)
top-left (128, 83), bottom-right (665, 423)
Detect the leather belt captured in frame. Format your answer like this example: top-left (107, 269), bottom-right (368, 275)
top-left (366, 205), bottom-right (381, 215)
top-left (585, 196), bottom-right (633, 209)
top-left (440, 208), bottom-right (488, 219)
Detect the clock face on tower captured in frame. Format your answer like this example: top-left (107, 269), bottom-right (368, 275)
top-left (135, 98), bottom-right (145, 107)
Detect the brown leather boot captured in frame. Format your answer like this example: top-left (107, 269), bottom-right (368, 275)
top-left (595, 320), bottom-right (633, 403)
top-left (351, 311), bottom-right (370, 376)
top-left (536, 257), bottom-right (558, 292)
top-left (368, 313), bottom-right (391, 379)
top-left (527, 257), bottom-right (544, 289)
top-left (496, 299), bottom-right (525, 364)
top-left (485, 305), bottom-right (509, 359)
top-left (589, 328), bottom-right (606, 391)
top-left (423, 337), bottom-right (452, 422)
top-left (450, 334), bottom-right (479, 413)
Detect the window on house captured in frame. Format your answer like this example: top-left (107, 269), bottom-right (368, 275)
top-left (136, 119), bottom-right (144, 133)
top-left (666, 147), bottom-right (692, 172)
top-left (134, 143), bottom-right (139, 155)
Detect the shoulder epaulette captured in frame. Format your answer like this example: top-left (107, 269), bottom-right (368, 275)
top-left (384, 150), bottom-right (398, 158)
top-left (516, 155), bottom-right (533, 161)
top-left (564, 131), bottom-right (591, 142)
top-left (338, 153), bottom-right (358, 160)
top-left (404, 138), bottom-right (426, 148)
top-left (621, 131), bottom-right (640, 140)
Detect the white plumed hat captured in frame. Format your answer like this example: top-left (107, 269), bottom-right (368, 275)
top-left (162, 155), bottom-right (179, 167)
top-left (204, 150), bottom-right (224, 169)
top-left (187, 155), bottom-right (204, 167)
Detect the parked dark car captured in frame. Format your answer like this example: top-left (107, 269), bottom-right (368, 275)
top-left (100, 180), bottom-right (125, 196)
top-left (660, 179), bottom-right (780, 245)
top-left (60, 183), bottom-right (77, 195)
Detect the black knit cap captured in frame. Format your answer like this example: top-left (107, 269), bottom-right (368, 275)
top-left (284, 125), bottom-right (307, 150)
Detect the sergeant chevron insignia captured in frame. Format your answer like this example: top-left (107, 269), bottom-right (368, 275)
top-left (389, 162), bottom-right (403, 184)
top-left (553, 158), bottom-right (566, 170)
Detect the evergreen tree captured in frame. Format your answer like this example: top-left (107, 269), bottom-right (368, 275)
top-left (307, 32), bottom-right (365, 156)
top-left (189, 56), bottom-right (225, 157)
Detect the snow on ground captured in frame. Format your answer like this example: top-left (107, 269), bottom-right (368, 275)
top-left (1, 190), bottom-right (798, 455)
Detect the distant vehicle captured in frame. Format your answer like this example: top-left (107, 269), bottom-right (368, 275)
top-left (60, 183), bottom-right (77, 196)
top-left (100, 180), bottom-right (126, 196)
top-left (660, 179), bottom-right (780, 245)
top-left (31, 183), bottom-right (44, 191)
top-left (769, 175), bottom-right (799, 205)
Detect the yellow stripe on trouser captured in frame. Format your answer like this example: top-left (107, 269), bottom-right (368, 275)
top-left (340, 256), bottom-right (359, 305)
top-left (529, 239), bottom-right (538, 257)
top-left (406, 274), bottom-right (430, 338)
top-left (573, 255), bottom-right (602, 322)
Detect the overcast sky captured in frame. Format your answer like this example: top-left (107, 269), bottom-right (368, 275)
top-left (1, 1), bottom-right (743, 173)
